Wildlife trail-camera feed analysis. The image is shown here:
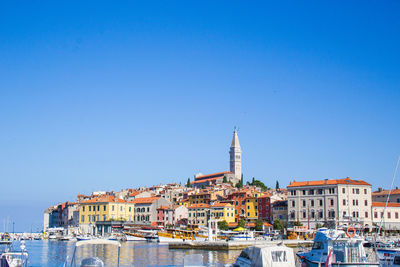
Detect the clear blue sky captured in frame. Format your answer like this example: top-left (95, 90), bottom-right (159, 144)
top-left (1, 1), bottom-right (399, 232)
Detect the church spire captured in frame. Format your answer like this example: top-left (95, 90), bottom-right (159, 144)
top-left (230, 128), bottom-right (242, 181)
top-left (231, 127), bottom-right (241, 148)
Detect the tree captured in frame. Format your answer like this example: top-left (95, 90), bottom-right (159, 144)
top-left (293, 220), bottom-right (303, 227)
top-left (273, 219), bottom-right (283, 230)
top-left (201, 184), bottom-right (205, 189)
top-left (186, 178), bottom-right (191, 188)
top-left (218, 220), bottom-right (229, 230)
top-left (236, 177), bottom-right (243, 188)
top-left (223, 175), bottom-right (228, 183)
top-left (238, 219), bottom-right (246, 228)
top-left (255, 220), bottom-right (264, 231)
top-left (248, 178), bottom-right (269, 191)
top-left (276, 180), bottom-right (280, 190)
top-left (315, 223), bottom-right (323, 229)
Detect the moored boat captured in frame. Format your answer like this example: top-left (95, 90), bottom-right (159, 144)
top-left (233, 243), bottom-right (296, 267)
top-left (297, 228), bottom-right (379, 267)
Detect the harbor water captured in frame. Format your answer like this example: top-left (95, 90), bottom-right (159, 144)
top-left (16, 240), bottom-right (243, 266)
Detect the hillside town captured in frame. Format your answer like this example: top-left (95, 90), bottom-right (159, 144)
top-left (43, 130), bottom-right (400, 238)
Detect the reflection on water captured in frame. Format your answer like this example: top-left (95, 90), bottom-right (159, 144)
top-left (18, 240), bottom-right (242, 266)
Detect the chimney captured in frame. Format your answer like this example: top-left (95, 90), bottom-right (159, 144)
top-left (378, 187), bottom-right (383, 192)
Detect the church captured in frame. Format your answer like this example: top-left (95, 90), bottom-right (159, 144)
top-left (191, 129), bottom-right (242, 188)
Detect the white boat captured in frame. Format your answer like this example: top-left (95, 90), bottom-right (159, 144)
top-left (0, 241), bottom-right (29, 267)
top-left (69, 239), bottom-right (121, 267)
top-left (124, 231), bottom-right (147, 241)
top-left (60, 235), bottom-right (77, 241)
top-left (233, 243), bottom-right (296, 267)
top-left (76, 235), bottom-right (93, 241)
top-left (297, 228), bottom-right (379, 267)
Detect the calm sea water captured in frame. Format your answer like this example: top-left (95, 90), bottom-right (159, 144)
top-left (16, 240), bottom-right (242, 266)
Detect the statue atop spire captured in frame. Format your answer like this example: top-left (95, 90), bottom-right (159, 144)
top-left (230, 128), bottom-right (242, 181)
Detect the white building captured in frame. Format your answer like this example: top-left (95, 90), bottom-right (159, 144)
top-left (372, 202), bottom-right (400, 231)
top-left (287, 177), bottom-right (372, 230)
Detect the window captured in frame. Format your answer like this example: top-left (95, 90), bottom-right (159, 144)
top-left (319, 211), bottom-right (323, 218)
top-left (96, 215), bottom-right (99, 221)
top-left (311, 211), bottom-right (315, 219)
top-left (88, 215), bottom-right (91, 222)
top-left (81, 215), bottom-right (85, 222)
top-left (342, 188), bottom-right (345, 193)
top-left (97, 206), bottom-right (100, 211)
top-left (318, 189), bottom-right (323, 194)
top-left (303, 190), bottom-right (306, 195)
top-left (302, 200), bottom-right (306, 207)
top-left (292, 201), bottom-right (296, 207)
top-left (311, 200), bottom-right (314, 207)
top-left (364, 189), bottom-right (367, 194)
top-left (103, 205), bottom-right (106, 211)
top-left (247, 212), bottom-right (250, 216)
top-left (343, 211), bottom-right (346, 217)
top-left (120, 206), bottom-right (123, 211)
top-left (312, 241), bottom-right (324, 250)
top-left (374, 212), bottom-right (378, 218)
top-left (83, 206), bottom-right (85, 212)
top-left (330, 199), bottom-right (334, 206)
top-left (103, 215), bottom-right (106, 221)
top-left (343, 199), bottom-right (346, 205)
top-left (365, 212), bottom-right (368, 218)
top-left (112, 206), bottom-right (115, 211)
top-left (388, 212), bottom-right (391, 219)
top-left (89, 206), bottom-right (91, 212)
top-left (365, 200), bottom-right (368, 206)
top-left (319, 199), bottom-right (323, 206)
top-left (302, 211), bottom-right (306, 218)
top-left (396, 212), bottom-right (399, 219)
top-left (309, 189), bottom-right (314, 195)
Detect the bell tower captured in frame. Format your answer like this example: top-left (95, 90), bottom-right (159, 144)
top-left (230, 128), bottom-right (242, 181)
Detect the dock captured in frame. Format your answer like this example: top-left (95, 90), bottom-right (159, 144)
top-left (168, 239), bottom-right (313, 250)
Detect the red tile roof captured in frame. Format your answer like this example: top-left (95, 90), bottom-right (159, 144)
top-left (131, 197), bottom-right (160, 204)
top-left (211, 203), bottom-right (233, 208)
top-left (288, 177), bottom-right (371, 187)
top-left (194, 171), bottom-right (232, 180)
top-left (372, 202), bottom-right (400, 207)
top-left (81, 195), bottom-right (126, 204)
top-left (372, 189), bottom-right (400, 196)
top-left (188, 203), bottom-right (210, 209)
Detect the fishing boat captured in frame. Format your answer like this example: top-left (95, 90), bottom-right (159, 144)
top-left (0, 240), bottom-right (29, 267)
top-left (69, 239), bottom-right (121, 267)
top-left (233, 243), bottom-right (296, 267)
top-left (297, 228), bottom-right (379, 267)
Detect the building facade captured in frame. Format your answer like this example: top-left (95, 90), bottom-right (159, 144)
top-left (372, 202), bottom-right (400, 231)
top-left (133, 197), bottom-right (171, 225)
top-left (287, 177), bottom-right (372, 230)
top-left (79, 195), bottom-right (135, 235)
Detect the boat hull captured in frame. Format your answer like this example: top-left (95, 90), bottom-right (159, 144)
top-left (301, 257), bottom-right (380, 267)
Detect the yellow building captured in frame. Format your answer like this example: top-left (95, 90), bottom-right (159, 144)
top-left (79, 195), bottom-right (135, 234)
top-left (176, 199), bottom-right (189, 208)
top-left (210, 203), bottom-right (235, 223)
top-left (244, 196), bottom-right (258, 221)
top-left (188, 203), bottom-right (210, 226)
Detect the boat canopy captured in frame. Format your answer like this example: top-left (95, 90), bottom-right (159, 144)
top-left (233, 227), bottom-right (246, 231)
top-left (75, 239), bottom-right (121, 247)
top-left (239, 244), bottom-right (295, 267)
